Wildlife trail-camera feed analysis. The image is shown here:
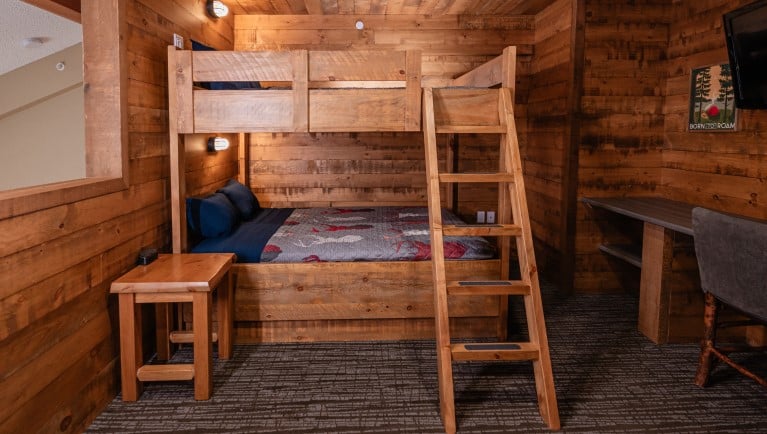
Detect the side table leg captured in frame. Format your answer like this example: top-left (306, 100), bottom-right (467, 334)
top-left (218, 271), bottom-right (233, 359)
top-left (155, 303), bottom-right (172, 361)
top-left (118, 293), bottom-right (143, 401)
top-left (193, 292), bottom-right (213, 400)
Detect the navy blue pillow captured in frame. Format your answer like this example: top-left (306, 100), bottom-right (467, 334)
top-left (191, 40), bottom-right (261, 90)
top-left (218, 179), bottom-right (260, 220)
top-left (187, 192), bottom-right (239, 238)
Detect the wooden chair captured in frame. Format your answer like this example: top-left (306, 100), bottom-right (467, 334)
top-left (691, 207), bottom-right (767, 388)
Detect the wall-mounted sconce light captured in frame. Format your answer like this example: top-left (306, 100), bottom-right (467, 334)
top-left (207, 137), bottom-right (230, 152)
top-left (206, 0), bottom-right (229, 18)
top-left (355, 20), bottom-right (364, 30)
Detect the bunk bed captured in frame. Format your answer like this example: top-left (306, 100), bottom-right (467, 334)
top-left (167, 46), bottom-right (512, 343)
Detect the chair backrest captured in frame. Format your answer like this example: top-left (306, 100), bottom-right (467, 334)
top-left (692, 207), bottom-right (767, 322)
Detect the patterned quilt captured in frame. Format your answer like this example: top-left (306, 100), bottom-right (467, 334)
top-left (261, 206), bottom-right (496, 263)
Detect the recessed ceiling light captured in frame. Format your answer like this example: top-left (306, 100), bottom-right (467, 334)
top-left (21, 37), bottom-right (45, 48)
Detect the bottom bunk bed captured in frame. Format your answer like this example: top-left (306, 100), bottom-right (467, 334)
top-left (184, 180), bottom-right (505, 343)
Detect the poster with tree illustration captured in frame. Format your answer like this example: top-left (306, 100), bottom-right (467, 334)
top-left (688, 63), bottom-right (737, 131)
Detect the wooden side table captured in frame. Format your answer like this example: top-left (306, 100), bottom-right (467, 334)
top-left (110, 253), bottom-right (235, 401)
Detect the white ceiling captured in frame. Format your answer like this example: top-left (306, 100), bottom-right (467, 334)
top-left (0, 0), bottom-right (82, 76)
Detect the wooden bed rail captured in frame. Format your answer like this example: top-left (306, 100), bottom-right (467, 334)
top-left (449, 46), bottom-right (516, 89)
top-left (168, 47), bottom-right (421, 133)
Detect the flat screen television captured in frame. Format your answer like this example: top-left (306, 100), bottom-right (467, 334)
top-left (723, 0), bottom-right (767, 109)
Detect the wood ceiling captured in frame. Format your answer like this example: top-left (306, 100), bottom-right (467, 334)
top-left (228, 0), bottom-right (558, 15)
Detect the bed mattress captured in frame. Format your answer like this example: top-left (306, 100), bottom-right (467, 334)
top-left (192, 206), bottom-right (495, 263)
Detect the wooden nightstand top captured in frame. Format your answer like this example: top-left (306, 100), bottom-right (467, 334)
top-left (110, 253), bottom-right (235, 293)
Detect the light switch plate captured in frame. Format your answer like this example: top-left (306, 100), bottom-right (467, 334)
top-left (173, 33), bottom-right (184, 49)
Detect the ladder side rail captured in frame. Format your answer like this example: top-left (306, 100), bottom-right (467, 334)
top-left (500, 88), bottom-right (561, 429)
top-left (423, 87), bottom-right (457, 434)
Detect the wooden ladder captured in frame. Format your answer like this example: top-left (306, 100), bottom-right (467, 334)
top-left (422, 86), bottom-right (560, 433)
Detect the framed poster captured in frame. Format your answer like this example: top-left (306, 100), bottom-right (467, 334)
top-left (688, 63), bottom-right (737, 131)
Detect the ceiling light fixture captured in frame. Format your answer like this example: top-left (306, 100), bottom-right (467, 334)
top-left (206, 0), bottom-right (229, 18)
top-left (21, 37), bottom-right (45, 48)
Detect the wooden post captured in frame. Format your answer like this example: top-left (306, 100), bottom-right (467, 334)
top-left (217, 270), bottom-right (234, 359)
top-left (168, 47), bottom-right (192, 254)
top-left (405, 50), bottom-right (422, 131)
top-left (118, 293), bottom-right (142, 401)
top-left (193, 291), bottom-right (213, 400)
top-left (638, 222), bottom-right (673, 344)
top-left (292, 50), bottom-right (309, 132)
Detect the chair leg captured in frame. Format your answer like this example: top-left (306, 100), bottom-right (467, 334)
top-left (695, 292), bottom-right (718, 387)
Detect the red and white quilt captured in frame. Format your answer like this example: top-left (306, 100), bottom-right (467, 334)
top-left (261, 207), bottom-right (496, 263)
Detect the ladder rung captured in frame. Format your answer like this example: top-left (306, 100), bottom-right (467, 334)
top-left (442, 224), bottom-right (521, 237)
top-left (136, 364), bottom-right (195, 382)
top-left (436, 125), bottom-right (506, 134)
top-left (439, 173), bottom-right (515, 183)
top-left (447, 280), bottom-right (531, 296)
top-left (170, 331), bottom-right (218, 344)
top-left (451, 342), bottom-right (540, 361)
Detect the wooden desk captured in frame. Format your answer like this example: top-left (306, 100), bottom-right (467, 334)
top-left (582, 197), bottom-right (696, 344)
top-left (110, 253), bottom-right (234, 400)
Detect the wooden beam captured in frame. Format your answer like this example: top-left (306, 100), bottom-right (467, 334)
top-left (22, 0), bottom-right (81, 23)
top-left (82, 0), bottom-right (128, 182)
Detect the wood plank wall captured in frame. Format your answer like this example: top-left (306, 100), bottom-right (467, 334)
top-left (0, 1), bottom-right (234, 433)
top-left (574, 0), bottom-right (671, 292)
top-left (664, 0), bottom-right (767, 221)
top-left (235, 15), bottom-right (535, 212)
top-left (574, 0), bottom-right (766, 300)
top-left (661, 0), bottom-right (767, 340)
top-left (525, 0), bottom-right (574, 282)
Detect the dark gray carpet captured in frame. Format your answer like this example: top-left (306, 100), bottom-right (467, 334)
top-left (87, 282), bottom-right (767, 433)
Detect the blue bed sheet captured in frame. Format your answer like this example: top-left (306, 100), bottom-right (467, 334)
top-left (190, 208), bottom-right (294, 263)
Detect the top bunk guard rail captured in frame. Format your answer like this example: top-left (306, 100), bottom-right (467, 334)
top-left (168, 47), bottom-right (422, 133)
top-left (427, 46), bottom-right (517, 131)
top-left (449, 46), bottom-right (516, 89)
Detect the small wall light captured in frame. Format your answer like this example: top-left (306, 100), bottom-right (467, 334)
top-left (206, 0), bottom-right (229, 18)
top-left (207, 137), bottom-right (230, 152)
top-left (355, 20), bottom-right (364, 30)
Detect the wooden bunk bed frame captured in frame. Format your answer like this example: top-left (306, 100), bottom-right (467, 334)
top-left (167, 46), bottom-right (516, 343)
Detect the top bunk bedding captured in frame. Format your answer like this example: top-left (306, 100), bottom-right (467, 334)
top-left (191, 206), bottom-right (496, 264)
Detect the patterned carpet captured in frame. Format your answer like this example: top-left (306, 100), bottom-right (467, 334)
top-left (87, 282), bottom-right (767, 433)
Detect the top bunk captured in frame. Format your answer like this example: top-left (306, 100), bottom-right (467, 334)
top-left (168, 47), bottom-right (422, 133)
top-left (167, 45), bottom-right (518, 134)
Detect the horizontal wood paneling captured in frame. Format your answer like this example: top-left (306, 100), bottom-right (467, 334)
top-left (230, 0), bottom-right (557, 16)
top-left (0, 1), bottom-right (233, 433)
top-left (237, 14), bottom-right (535, 211)
top-left (663, 0), bottom-right (767, 221)
top-left (574, 0), bottom-right (670, 292)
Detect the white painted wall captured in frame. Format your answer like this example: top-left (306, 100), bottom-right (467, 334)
top-left (0, 43), bottom-right (84, 190)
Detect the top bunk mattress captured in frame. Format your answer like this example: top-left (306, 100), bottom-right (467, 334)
top-left (191, 206), bottom-right (495, 263)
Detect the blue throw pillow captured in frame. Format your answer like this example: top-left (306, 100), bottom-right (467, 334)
top-left (218, 179), bottom-right (260, 220)
top-left (186, 192), bottom-right (239, 238)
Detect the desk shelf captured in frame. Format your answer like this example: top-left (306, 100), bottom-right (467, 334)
top-left (598, 243), bottom-right (642, 268)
